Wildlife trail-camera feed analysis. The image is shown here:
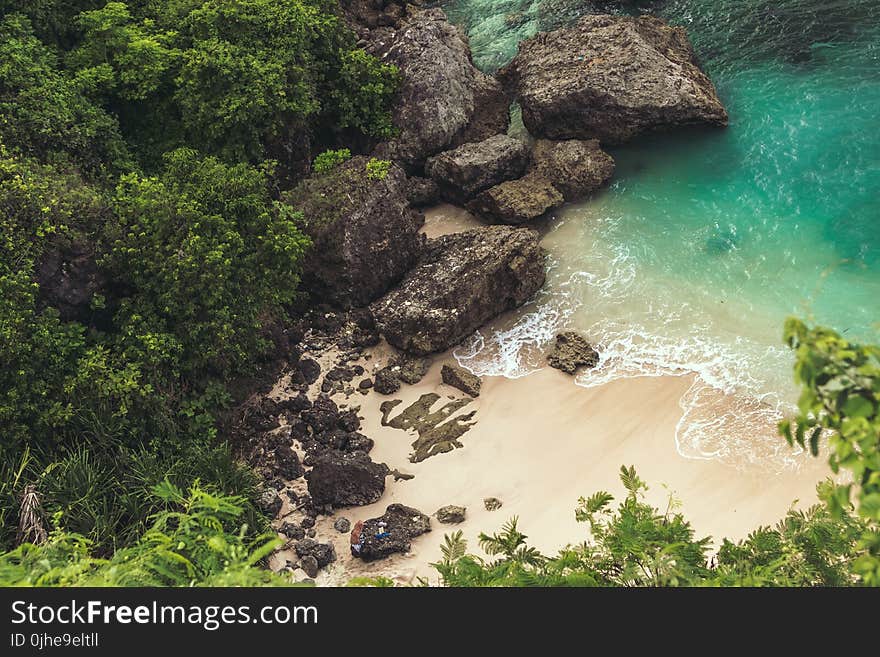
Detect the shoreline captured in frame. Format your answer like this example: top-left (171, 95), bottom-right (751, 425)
top-left (312, 357), bottom-right (827, 586)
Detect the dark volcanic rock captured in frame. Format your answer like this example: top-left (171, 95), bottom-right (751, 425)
top-left (373, 367), bottom-right (402, 395)
top-left (305, 450), bottom-right (388, 507)
top-left (441, 364), bottom-right (482, 397)
top-left (301, 395), bottom-right (339, 434)
top-left (353, 504), bottom-right (431, 561)
top-left (300, 555), bottom-right (319, 578)
top-left (280, 522), bottom-right (306, 541)
top-left (297, 357), bottom-right (321, 385)
top-left (334, 517), bottom-right (352, 533)
top-left (258, 489), bottom-right (283, 518)
top-left (499, 14), bottom-right (728, 144)
top-left (546, 331), bottom-right (599, 374)
top-left (407, 176), bottom-right (440, 207)
top-left (395, 356), bottom-right (432, 385)
top-left (287, 156), bottom-right (424, 308)
top-left (425, 134), bottom-right (529, 202)
top-left (372, 226), bottom-right (546, 354)
top-left (435, 505), bottom-right (467, 524)
top-left (371, 8), bottom-right (510, 169)
top-left (484, 497), bottom-right (503, 511)
top-left (36, 237), bottom-right (106, 323)
top-left (467, 173), bottom-right (564, 224)
top-left (530, 139), bottom-right (615, 201)
top-left (295, 538), bottom-right (336, 568)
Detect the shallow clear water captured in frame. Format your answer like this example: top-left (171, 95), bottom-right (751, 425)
top-left (444, 0), bottom-right (880, 470)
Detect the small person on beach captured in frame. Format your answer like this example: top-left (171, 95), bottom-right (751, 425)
top-left (350, 520), bottom-right (365, 556)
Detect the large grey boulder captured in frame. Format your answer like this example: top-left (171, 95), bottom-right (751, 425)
top-left (467, 173), bottom-right (564, 224)
top-left (530, 139), bottom-right (615, 201)
top-left (353, 504), bottom-right (431, 561)
top-left (499, 14), bottom-right (728, 144)
top-left (371, 8), bottom-right (510, 169)
top-left (305, 450), bottom-right (389, 507)
top-left (425, 134), bottom-right (530, 202)
top-left (372, 226), bottom-right (546, 354)
top-left (286, 156), bottom-right (424, 308)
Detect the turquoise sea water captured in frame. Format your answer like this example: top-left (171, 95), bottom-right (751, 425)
top-left (445, 0), bottom-right (880, 469)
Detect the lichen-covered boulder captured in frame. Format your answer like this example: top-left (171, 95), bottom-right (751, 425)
top-left (287, 156), bottom-right (424, 308)
top-left (372, 226), bottom-right (546, 355)
top-left (499, 14), bottom-right (728, 144)
top-left (370, 8), bottom-right (510, 169)
top-left (425, 134), bottom-right (529, 202)
top-left (467, 173), bottom-right (564, 224)
top-left (530, 139), bottom-right (615, 201)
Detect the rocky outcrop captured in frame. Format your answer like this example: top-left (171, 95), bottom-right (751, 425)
top-left (372, 226), bottom-right (546, 355)
top-left (36, 237), bottom-right (106, 323)
top-left (305, 450), bottom-right (388, 507)
top-left (441, 363), bottom-right (482, 397)
top-left (406, 176), bottom-right (440, 207)
top-left (370, 8), bottom-right (510, 169)
top-left (499, 14), bottom-right (728, 144)
top-left (546, 331), bottom-right (599, 374)
top-left (353, 504), bottom-right (431, 561)
top-left (467, 173), bottom-right (564, 224)
top-left (294, 538), bottom-right (336, 569)
top-left (425, 134), bottom-right (529, 203)
top-left (530, 139), bottom-right (615, 201)
top-left (287, 156), bottom-right (424, 308)
top-left (435, 505), bottom-right (467, 524)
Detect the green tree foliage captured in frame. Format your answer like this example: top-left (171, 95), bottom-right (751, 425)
top-left (0, 13), bottom-right (132, 176)
top-left (0, 482), bottom-right (291, 586)
top-left (60, 0), bottom-right (399, 166)
top-left (780, 318), bottom-right (880, 583)
top-left (312, 148), bottom-right (351, 174)
top-left (103, 148), bottom-right (309, 379)
top-left (433, 467), bottom-right (867, 587)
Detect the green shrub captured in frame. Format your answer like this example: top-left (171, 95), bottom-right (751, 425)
top-left (0, 482), bottom-right (290, 586)
top-left (312, 148), bottom-right (351, 174)
top-left (365, 157), bottom-right (391, 181)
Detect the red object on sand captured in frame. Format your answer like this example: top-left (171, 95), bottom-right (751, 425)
top-left (350, 520), bottom-right (364, 546)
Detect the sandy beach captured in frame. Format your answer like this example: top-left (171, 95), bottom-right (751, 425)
top-left (310, 355), bottom-right (828, 586)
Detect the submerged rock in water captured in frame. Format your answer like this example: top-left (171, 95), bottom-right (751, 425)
top-left (371, 8), bottom-right (510, 169)
top-left (372, 226), bottom-right (546, 355)
top-left (286, 156), bottom-right (424, 308)
top-left (441, 363), bottom-right (482, 397)
top-left (467, 172), bottom-right (564, 224)
top-left (530, 139), bottom-right (615, 201)
top-left (498, 14), bottom-right (728, 144)
top-left (546, 332), bottom-right (600, 374)
top-left (353, 504), bottom-right (431, 561)
top-left (425, 134), bottom-right (530, 203)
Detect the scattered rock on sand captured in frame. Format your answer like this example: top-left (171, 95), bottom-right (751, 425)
top-left (441, 363), bottom-right (482, 397)
top-left (333, 517), bottom-right (351, 533)
top-left (395, 356), bottom-right (432, 385)
top-left (354, 504), bottom-right (431, 561)
top-left (425, 134), bottom-right (529, 203)
top-left (297, 357), bottom-right (321, 385)
top-left (300, 555), bottom-right (319, 579)
top-left (305, 450), bottom-right (389, 507)
top-left (484, 497), bottom-right (503, 511)
top-left (372, 226), bottom-right (546, 355)
top-left (286, 155), bottom-right (425, 308)
top-left (295, 538), bottom-right (336, 568)
top-left (530, 139), bottom-right (615, 201)
top-left (546, 331), bottom-right (599, 374)
top-left (498, 14), bottom-right (728, 144)
top-left (467, 172), bottom-right (564, 224)
top-left (435, 505), bottom-right (467, 524)
top-left (373, 367), bottom-right (402, 395)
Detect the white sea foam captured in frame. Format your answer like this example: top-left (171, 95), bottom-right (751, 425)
top-left (453, 217), bottom-right (808, 473)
